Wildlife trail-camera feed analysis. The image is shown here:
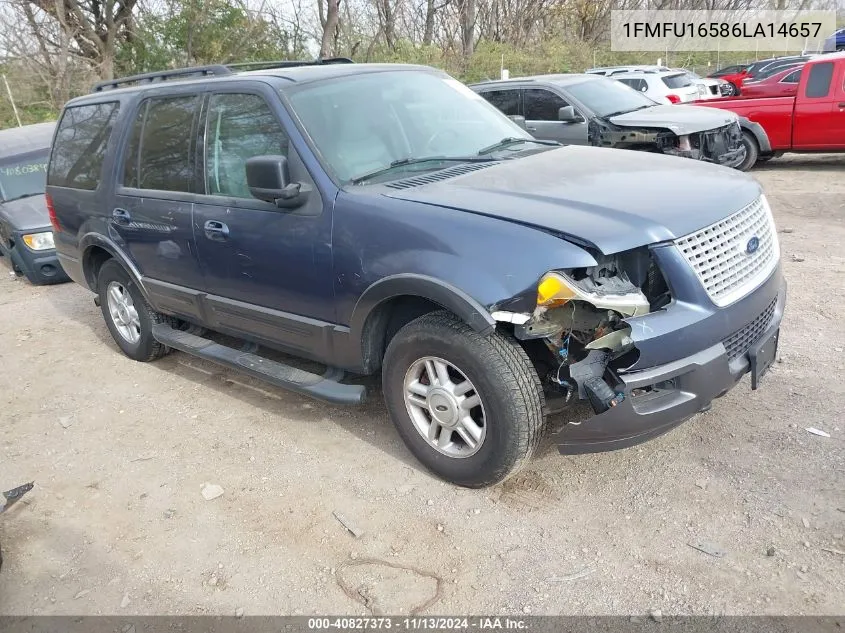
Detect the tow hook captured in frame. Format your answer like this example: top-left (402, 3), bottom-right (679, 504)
top-left (568, 350), bottom-right (625, 414)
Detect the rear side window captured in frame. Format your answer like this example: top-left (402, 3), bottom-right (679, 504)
top-left (661, 74), bottom-right (691, 89)
top-left (480, 89), bottom-right (521, 116)
top-left (805, 62), bottom-right (834, 98)
top-left (48, 102), bottom-right (119, 190)
top-left (123, 96), bottom-right (199, 192)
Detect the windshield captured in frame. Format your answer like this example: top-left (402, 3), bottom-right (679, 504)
top-left (565, 78), bottom-right (657, 117)
top-left (286, 71), bottom-right (533, 183)
top-left (0, 150), bottom-right (49, 202)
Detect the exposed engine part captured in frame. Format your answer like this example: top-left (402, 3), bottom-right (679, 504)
top-left (589, 118), bottom-right (744, 166)
top-left (516, 302), bottom-right (615, 340)
top-left (567, 349), bottom-right (624, 413)
top-left (589, 119), bottom-right (676, 151)
top-left (586, 327), bottom-right (633, 351)
top-left (583, 376), bottom-right (624, 413)
top-left (514, 249), bottom-right (671, 405)
top-left (568, 349), bottom-right (609, 399)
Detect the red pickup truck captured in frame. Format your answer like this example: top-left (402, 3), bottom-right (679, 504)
top-left (696, 52), bottom-right (845, 168)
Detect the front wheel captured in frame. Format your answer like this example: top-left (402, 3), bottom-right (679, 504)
top-left (737, 130), bottom-right (759, 171)
top-left (382, 311), bottom-right (545, 488)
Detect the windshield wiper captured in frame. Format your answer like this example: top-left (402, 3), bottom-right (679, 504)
top-left (603, 105), bottom-right (654, 118)
top-left (476, 137), bottom-right (560, 156)
top-left (350, 156), bottom-right (496, 185)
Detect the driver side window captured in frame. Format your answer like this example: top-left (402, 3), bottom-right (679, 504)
top-left (524, 89), bottom-right (570, 121)
top-left (205, 93), bottom-right (289, 198)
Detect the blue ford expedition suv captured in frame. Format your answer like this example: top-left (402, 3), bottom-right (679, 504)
top-left (47, 60), bottom-right (786, 487)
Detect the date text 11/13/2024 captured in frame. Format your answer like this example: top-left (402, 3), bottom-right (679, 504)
top-left (622, 21), bottom-right (824, 39)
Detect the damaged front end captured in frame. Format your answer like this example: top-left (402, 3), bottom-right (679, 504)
top-left (503, 248), bottom-right (671, 415)
top-left (589, 118), bottom-right (745, 168)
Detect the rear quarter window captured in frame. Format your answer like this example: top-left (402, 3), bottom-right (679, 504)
top-left (48, 102), bottom-right (120, 190)
top-left (661, 74), bottom-right (692, 89)
top-left (805, 62), bottom-right (834, 98)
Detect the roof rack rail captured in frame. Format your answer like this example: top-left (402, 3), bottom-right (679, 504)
top-left (226, 57), bottom-right (355, 71)
top-left (93, 65), bottom-right (232, 92)
top-left (91, 57), bottom-right (355, 93)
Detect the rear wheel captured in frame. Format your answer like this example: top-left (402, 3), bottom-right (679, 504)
top-left (382, 311), bottom-right (545, 488)
top-left (97, 259), bottom-right (175, 362)
top-left (737, 130), bottom-right (759, 171)
top-left (727, 82), bottom-right (739, 96)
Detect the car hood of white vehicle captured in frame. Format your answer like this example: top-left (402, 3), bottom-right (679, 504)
top-left (609, 104), bottom-right (737, 134)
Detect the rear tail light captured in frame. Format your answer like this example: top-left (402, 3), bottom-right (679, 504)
top-left (46, 193), bottom-right (62, 232)
top-left (666, 93), bottom-right (681, 104)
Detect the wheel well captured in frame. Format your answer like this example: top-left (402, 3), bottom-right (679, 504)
top-left (359, 295), bottom-right (446, 373)
top-left (83, 246), bottom-right (113, 290)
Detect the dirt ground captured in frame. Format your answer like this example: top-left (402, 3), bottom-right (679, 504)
top-left (1, 154), bottom-right (844, 617)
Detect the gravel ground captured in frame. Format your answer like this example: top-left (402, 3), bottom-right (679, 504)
top-left (0, 154), bottom-right (843, 617)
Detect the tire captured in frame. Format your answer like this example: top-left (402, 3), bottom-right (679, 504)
top-left (97, 259), bottom-right (174, 362)
top-left (737, 130), bottom-right (759, 171)
top-left (727, 82), bottom-right (739, 96)
top-left (382, 310), bottom-right (545, 488)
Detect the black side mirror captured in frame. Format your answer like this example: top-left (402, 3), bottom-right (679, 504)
top-left (558, 106), bottom-right (579, 122)
top-left (246, 155), bottom-right (311, 209)
top-left (508, 115), bottom-right (527, 130)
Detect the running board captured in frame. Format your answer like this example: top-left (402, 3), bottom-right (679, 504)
top-left (151, 324), bottom-right (366, 405)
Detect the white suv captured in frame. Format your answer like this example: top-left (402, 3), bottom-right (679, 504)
top-left (612, 70), bottom-right (700, 104)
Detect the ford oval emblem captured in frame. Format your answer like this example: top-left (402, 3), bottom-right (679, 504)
top-left (746, 236), bottom-right (760, 255)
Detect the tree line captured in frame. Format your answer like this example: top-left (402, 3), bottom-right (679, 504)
top-left (0, 0), bottom-right (839, 128)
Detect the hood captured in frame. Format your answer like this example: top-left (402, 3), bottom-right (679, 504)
top-left (382, 145), bottom-right (760, 255)
top-left (610, 104), bottom-right (737, 134)
top-left (0, 194), bottom-right (50, 233)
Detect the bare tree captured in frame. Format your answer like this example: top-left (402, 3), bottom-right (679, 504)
top-left (318, 0), bottom-right (341, 56)
top-left (19, 0), bottom-right (140, 79)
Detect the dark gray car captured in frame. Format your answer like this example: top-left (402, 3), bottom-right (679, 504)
top-left (471, 74), bottom-right (768, 171)
top-left (0, 122), bottom-right (69, 284)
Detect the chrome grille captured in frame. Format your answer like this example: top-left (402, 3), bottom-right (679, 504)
top-left (722, 298), bottom-right (777, 360)
top-left (674, 196), bottom-right (779, 306)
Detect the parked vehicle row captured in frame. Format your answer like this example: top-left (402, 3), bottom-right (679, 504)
top-left (43, 59), bottom-right (785, 487)
top-left (1, 63), bottom-right (769, 290)
top-left (697, 52), bottom-right (845, 167)
top-left (707, 55), bottom-right (812, 95)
